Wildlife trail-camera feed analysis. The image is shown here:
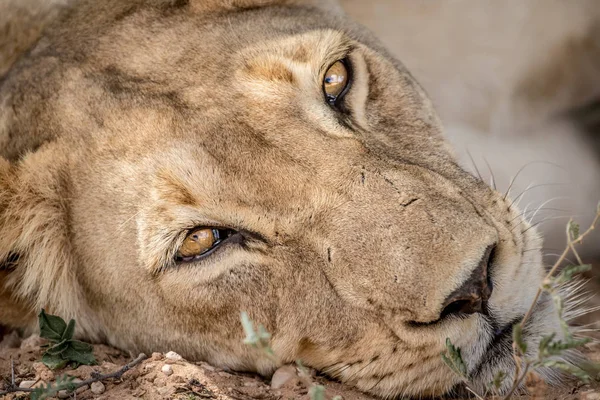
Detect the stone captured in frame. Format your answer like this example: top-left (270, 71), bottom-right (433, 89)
top-left (18, 380), bottom-right (37, 389)
top-left (271, 365), bottom-right (300, 389)
top-left (161, 364), bottom-right (173, 376)
top-left (165, 351), bottom-right (182, 361)
top-left (91, 381), bottom-right (106, 394)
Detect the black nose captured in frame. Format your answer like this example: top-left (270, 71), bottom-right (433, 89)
top-left (441, 245), bottom-right (495, 318)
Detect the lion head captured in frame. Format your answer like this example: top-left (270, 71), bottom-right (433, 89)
top-left (0, 0), bottom-right (574, 397)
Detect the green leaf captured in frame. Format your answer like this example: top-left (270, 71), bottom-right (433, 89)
top-left (538, 333), bottom-right (556, 354)
top-left (555, 264), bottom-right (592, 284)
top-left (540, 337), bottom-right (591, 358)
top-left (540, 360), bottom-right (590, 383)
top-left (241, 312), bottom-right (257, 346)
top-left (568, 220), bottom-right (580, 241)
top-left (309, 385), bottom-right (326, 400)
top-left (441, 338), bottom-right (467, 378)
top-left (38, 309), bottom-right (67, 343)
top-left (30, 374), bottom-right (77, 399)
top-left (240, 311), bottom-right (273, 356)
top-left (45, 340), bottom-right (69, 356)
top-left (42, 352), bottom-right (68, 370)
top-left (513, 323), bottom-right (527, 354)
top-left (491, 370), bottom-right (506, 390)
top-left (62, 319), bottom-right (76, 341)
top-left (62, 340), bottom-right (96, 365)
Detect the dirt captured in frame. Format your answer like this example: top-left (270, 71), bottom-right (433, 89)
top-left (0, 332), bottom-right (376, 400)
top-left (1, 330), bottom-right (600, 400)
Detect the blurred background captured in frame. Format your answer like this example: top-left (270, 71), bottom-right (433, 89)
top-left (342, 0), bottom-right (600, 329)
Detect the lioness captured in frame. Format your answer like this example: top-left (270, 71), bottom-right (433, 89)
top-left (0, 0), bottom-right (590, 397)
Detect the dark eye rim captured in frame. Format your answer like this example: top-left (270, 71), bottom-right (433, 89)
top-left (175, 228), bottom-right (238, 263)
top-left (323, 58), bottom-right (353, 108)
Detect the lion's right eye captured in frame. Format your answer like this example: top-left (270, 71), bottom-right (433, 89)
top-left (176, 228), bottom-right (234, 262)
top-left (323, 60), bottom-right (351, 106)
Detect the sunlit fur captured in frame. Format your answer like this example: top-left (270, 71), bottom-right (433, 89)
top-left (0, 0), bottom-right (592, 398)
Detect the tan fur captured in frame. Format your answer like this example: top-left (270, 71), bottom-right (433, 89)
top-left (0, 0), bottom-right (585, 397)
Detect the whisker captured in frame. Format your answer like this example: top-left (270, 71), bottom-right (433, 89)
top-left (520, 215), bottom-right (575, 234)
top-left (482, 157), bottom-right (496, 191)
top-left (465, 148), bottom-right (483, 181)
top-left (504, 162), bottom-right (548, 200)
top-left (508, 187), bottom-right (569, 210)
top-left (509, 207), bottom-right (566, 224)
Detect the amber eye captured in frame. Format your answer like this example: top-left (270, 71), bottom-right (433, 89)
top-left (176, 228), bottom-right (233, 262)
top-left (323, 60), bottom-right (350, 104)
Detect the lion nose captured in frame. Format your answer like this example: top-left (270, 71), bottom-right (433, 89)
top-left (440, 245), bottom-right (495, 317)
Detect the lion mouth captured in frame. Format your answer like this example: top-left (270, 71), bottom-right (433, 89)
top-left (470, 316), bottom-right (523, 378)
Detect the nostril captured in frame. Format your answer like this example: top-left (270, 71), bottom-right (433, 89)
top-left (441, 297), bottom-right (483, 319)
top-left (440, 244), bottom-right (496, 318)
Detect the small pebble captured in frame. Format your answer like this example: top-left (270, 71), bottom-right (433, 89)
top-left (19, 380), bottom-right (37, 389)
top-left (243, 381), bottom-right (260, 387)
top-left (271, 365), bottom-right (299, 389)
top-left (91, 381), bottom-right (106, 395)
top-left (57, 390), bottom-right (69, 399)
top-left (161, 364), bottom-right (173, 376)
top-left (151, 352), bottom-right (163, 361)
top-left (165, 351), bottom-right (183, 361)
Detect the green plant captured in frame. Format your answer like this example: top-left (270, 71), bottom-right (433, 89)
top-left (30, 375), bottom-right (77, 400)
top-left (38, 309), bottom-right (96, 369)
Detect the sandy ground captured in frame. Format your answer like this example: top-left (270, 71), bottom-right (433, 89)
top-left (1, 330), bottom-right (600, 400)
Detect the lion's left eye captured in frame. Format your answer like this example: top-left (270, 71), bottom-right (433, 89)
top-left (323, 60), bottom-right (350, 105)
top-left (176, 228), bottom-right (234, 262)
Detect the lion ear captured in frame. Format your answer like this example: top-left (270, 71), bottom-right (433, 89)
top-left (0, 153), bottom-right (80, 332)
top-left (0, 157), bottom-right (35, 329)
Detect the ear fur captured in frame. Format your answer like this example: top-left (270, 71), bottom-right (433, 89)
top-left (0, 152), bottom-right (97, 338)
top-left (0, 158), bottom-right (35, 329)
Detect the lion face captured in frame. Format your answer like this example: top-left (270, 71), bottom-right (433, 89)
top-left (0, 0), bottom-right (566, 397)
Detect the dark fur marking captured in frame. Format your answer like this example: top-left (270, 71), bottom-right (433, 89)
top-left (114, 5), bottom-right (141, 22)
top-left (0, 253), bottom-right (20, 270)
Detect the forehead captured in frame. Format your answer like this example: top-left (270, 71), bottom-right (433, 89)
top-left (55, 5), bottom-right (363, 143)
top-left (94, 6), bottom-right (351, 86)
